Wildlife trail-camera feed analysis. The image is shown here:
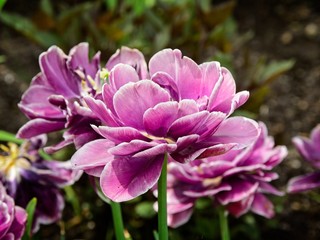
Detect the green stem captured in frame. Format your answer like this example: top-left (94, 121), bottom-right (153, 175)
top-left (158, 153), bottom-right (168, 240)
top-left (218, 208), bottom-right (230, 240)
top-left (110, 201), bottom-right (125, 240)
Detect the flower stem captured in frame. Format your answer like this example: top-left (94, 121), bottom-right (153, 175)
top-left (110, 201), bottom-right (125, 240)
top-left (158, 153), bottom-right (168, 240)
top-left (218, 208), bottom-right (230, 240)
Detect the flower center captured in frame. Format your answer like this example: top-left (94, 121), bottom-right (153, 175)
top-left (202, 176), bottom-right (222, 187)
top-left (77, 68), bottom-right (109, 98)
top-left (0, 143), bottom-right (31, 182)
top-left (142, 132), bottom-right (176, 144)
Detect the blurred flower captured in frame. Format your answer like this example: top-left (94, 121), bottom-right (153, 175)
top-left (71, 48), bottom-right (260, 202)
top-left (0, 182), bottom-right (27, 240)
top-left (17, 43), bottom-right (102, 152)
top-left (158, 122), bottom-right (287, 228)
top-left (0, 136), bottom-right (81, 232)
top-left (287, 124), bottom-right (320, 193)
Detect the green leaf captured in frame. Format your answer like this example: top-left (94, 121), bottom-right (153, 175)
top-left (0, 0), bottom-right (6, 11)
top-left (0, 11), bottom-right (62, 48)
top-left (40, 0), bottom-right (54, 16)
top-left (153, 230), bottom-right (159, 240)
top-left (0, 130), bottom-right (23, 144)
top-left (64, 186), bottom-right (81, 216)
top-left (260, 59), bottom-right (295, 85)
top-left (135, 201), bottom-right (156, 219)
top-left (0, 55), bottom-right (6, 64)
top-left (105, 0), bottom-right (117, 11)
top-left (22, 198), bottom-right (37, 240)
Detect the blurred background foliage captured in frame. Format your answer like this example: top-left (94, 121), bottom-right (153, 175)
top-left (0, 0), bottom-right (295, 239)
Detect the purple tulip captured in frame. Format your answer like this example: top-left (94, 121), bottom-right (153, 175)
top-left (17, 43), bottom-right (102, 152)
top-left (158, 122), bottom-right (287, 228)
top-left (0, 136), bottom-right (81, 232)
top-left (0, 182), bottom-right (27, 240)
top-left (287, 124), bottom-right (320, 193)
top-left (71, 48), bottom-right (260, 202)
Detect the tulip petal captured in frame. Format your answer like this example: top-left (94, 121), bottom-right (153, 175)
top-left (106, 46), bottom-right (148, 79)
top-left (287, 171), bottom-right (320, 193)
top-left (17, 119), bottom-right (65, 138)
top-left (71, 139), bottom-right (115, 172)
top-left (109, 64), bottom-right (140, 90)
top-left (68, 42), bottom-right (100, 78)
top-left (39, 46), bottom-right (79, 97)
top-left (168, 207), bottom-right (193, 228)
top-left (84, 96), bottom-right (119, 127)
top-left (149, 49), bottom-right (202, 100)
top-left (113, 80), bottom-right (170, 129)
top-left (143, 100), bottom-right (199, 137)
top-left (217, 181), bottom-right (259, 205)
top-left (168, 111), bottom-right (226, 139)
top-left (251, 193), bottom-right (274, 218)
top-left (209, 117), bottom-right (260, 149)
top-left (93, 125), bottom-right (148, 144)
top-left (100, 155), bottom-right (164, 202)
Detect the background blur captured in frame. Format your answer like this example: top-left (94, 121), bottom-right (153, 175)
top-left (1, 0), bottom-right (320, 239)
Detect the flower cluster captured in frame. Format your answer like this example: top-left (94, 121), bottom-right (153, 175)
top-left (287, 124), bottom-right (320, 193)
top-left (17, 43), bottom-right (102, 152)
top-left (70, 47), bottom-right (260, 202)
top-left (160, 122), bottom-right (287, 228)
top-left (0, 182), bottom-right (26, 240)
top-left (0, 136), bottom-right (81, 232)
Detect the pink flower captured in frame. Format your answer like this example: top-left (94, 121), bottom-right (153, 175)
top-left (71, 48), bottom-right (260, 202)
top-left (287, 124), bottom-right (320, 193)
top-left (0, 182), bottom-right (27, 240)
top-left (158, 122), bottom-right (287, 228)
top-left (17, 43), bottom-right (102, 152)
top-left (0, 136), bottom-right (81, 232)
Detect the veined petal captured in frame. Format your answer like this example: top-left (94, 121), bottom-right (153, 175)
top-left (168, 111), bottom-right (226, 139)
top-left (100, 155), bottom-right (164, 202)
top-left (93, 125), bottom-right (148, 144)
top-left (293, 136), bottom-right (320, 167)
top-left (199, 61), bottom-right (222, 97)
top-left (143, 100), bottom-right (199, 137)
top-left (143, 102), bottom-right (180, 137)
top-left (67, 42), bottom-right (100, 79)
top-left (84, 96), bottom-right (119, 126)
top-left (17, 119), bottom-right (65, 138)
top-left (207, 67), bottom-right (236, 112)
top-left (209, 117), bottom-right (260, 149)
top-left (184, 183), bottom-right (231, 198)
top-left (39, 46), bottom-right (80, 97)
top-left (197, 143), bottom-right (237, 159)
top-left (151, 72), bottom-right (179, 100)
top-left (109, 64), bottom-right (140, 90)
top-left (109, 140), bottom-right (157, 156)
top-left (71, 139), bottom-right (115, 171)
top-left (106, 46), bottom-right (148, 79)
top-left (227, 194), bottom-right (254, 217)
top-left (251, 193), bottom-right (274, 218)
top-left (113, 80), bottom-right (170, 130)
top-left (149, 49), bottom-right (202, 100)
top-left (132, 143), bottom-right (177, 158)
top-left (10, 206), bottom-right (27, 239)
top-left (217, 181), bottom-right (259, 205)
top-left (168, 207), bottom-right (194, 228)
top-left (19, 85), bottom-right (63, 119)
top-left (287, 171), bottom-right (320, 193)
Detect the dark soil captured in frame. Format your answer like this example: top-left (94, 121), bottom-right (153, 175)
top-left (1, 0), bottom-right (320, 239)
